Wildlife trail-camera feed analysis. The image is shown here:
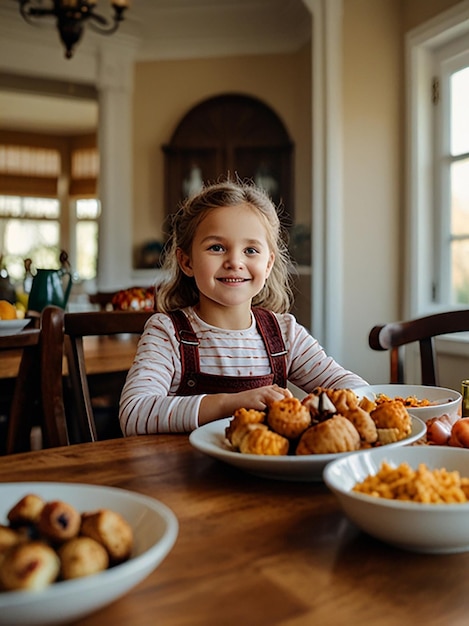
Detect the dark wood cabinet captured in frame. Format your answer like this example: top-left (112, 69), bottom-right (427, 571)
top-left (163, 94), bottom-right (294, 230)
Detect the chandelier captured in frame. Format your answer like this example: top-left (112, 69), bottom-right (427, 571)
top-left (18, 0), bottom-right (130, 60)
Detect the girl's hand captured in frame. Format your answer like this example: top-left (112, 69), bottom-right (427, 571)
top-left (234, 385), bottom-right (293, 411)
top-left (198, 385), bottom-right (293, 425)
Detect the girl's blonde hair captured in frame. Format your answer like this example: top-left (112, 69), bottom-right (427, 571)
top-left (156, 179), bottom-right (294, 313)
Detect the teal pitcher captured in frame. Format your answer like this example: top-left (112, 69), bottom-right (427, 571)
top-left (28, 267), bottom-right (73, 312)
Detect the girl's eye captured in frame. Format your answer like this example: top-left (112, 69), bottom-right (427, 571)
top-left (245, 247), bottom-right (259, 255)
top-left (208, 244), bottom-right (224, 252)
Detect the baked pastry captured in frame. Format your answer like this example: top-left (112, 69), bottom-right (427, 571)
top-left (0, 525), bottom-right (24, 556)
top-left (323, 389), bottom-right (360, 413)
top-left (375, 427), bottom-right (402, 444)
top-left (7, 494), bottom-right (45, 528)
top-left (267, 397), bottom-right (311, 439)
top-left (0, 497), bottom-right (135, 592)
top-left (38, 500), bottom-right (81, 543)
top-left (371, 400), bottom-right (411, 440)
top-left (343, 407), bottom-right (378, 444)
top-left (0, 541), bottom-right (60, 591)
top-left (81, 510), bottom-right (133, 563)
top-left (225, 408), bottom-right (266, 445)
top-left (358, 395), bottom-right (376, 413)
top-left (306, 389), bottom-right (377, 444)
top-left (296, 415), bottom-right (361, 455)
top-left (232, 407), bottom-right (266, 425)
top-left (239, 426), bottom-right (289, 456)
top-left (58, 536), bottom-right (109, 580)
top-left (229, 422), bottom-right (269, 450)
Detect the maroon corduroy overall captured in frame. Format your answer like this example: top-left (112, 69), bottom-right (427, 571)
top-left (168, 308), bottom-right (288, 395)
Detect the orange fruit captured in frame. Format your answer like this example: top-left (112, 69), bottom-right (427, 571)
top-left (0, 300), bottom-right (17, 320)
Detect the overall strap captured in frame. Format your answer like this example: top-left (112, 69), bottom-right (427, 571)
top-left (169, 308), bottom-right (288, 387)
top-left (252, 308), bottom-right (288, 387)
top-left (167, 310), bottom-right (200, 376)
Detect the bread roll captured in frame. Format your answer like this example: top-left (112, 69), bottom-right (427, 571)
top-left (0, 541), bottom-right (59, 591)
top-left (59, 536), bottom-right (109, 580)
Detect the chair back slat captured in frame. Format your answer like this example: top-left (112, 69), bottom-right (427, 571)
top-left (419, 338), bottom-right (437, 386)
top-left (65, 334), bottom-right (98, 443)
top-left (40, 306), bottom-right (69, 448)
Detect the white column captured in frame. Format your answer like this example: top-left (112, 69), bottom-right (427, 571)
top-left (96, 45), bottom-right (135, 290)
top-left (302, 0), bottom-right (344, 358)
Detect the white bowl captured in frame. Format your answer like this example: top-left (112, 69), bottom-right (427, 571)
top-left (0, 482), bottom-right (178, 626)
top-left (354, 384), bottom-right (462, 425)
top-left (0, 319), bottom-right (29, 336)
top-left (323, 446), bottom-right (469, 554)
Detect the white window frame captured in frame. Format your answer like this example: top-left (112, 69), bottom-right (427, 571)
top-left (433, 41), bottom-right (469, 305)
top-left (405, 0), bottom-right (469, 318)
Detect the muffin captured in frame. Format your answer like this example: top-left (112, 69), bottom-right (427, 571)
top-left (267, 397), bottom-right (311, 439)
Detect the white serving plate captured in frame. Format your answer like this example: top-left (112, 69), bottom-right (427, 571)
top-left (323, 445), bottom-right (469, 554)
top-left (189, 416), bottom-right (426, 482)
top-left (0, 482), bottom-right (178, 626)
top-left (0, 319), bottom-right (29, 336)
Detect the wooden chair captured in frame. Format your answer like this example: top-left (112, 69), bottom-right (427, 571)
top-left (369, 309), bottom-right (469, 386)
top-left (2, 309), bottom-right (68, 454)
top-left (53, 308), bottom-right (154, 444)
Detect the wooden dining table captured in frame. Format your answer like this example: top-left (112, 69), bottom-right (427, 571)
top-left (2, 435), bottom-right (469, 626)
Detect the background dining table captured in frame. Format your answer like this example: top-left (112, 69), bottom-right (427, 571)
top-left (2, 434), bottom-right (469, 626)
top-left (0, 334), bottom-right (139, 380)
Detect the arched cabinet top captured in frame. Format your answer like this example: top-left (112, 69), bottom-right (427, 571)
top-left (163, 93), bottom-right (294, 226)
top-left (168, 93), bottom-right (292, 148)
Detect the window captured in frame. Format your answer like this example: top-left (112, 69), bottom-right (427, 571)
top-left (74, 198), bottom-right (100, 281)
top-left (0, 195), bottom-right (60, 281)
top-left (406, 2), bottom-right (469, 317)
top-left (0, 133), bottom-right (99, 287)
top-left (433, 46), bottom-right (469, 306)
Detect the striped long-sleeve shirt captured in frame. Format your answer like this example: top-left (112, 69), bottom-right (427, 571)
top-left (118, 307), bottom-right (368, 435)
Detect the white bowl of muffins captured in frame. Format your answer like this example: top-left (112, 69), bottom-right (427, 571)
top-left (323, 445), bottom-right (469, 554)
top-left (0, 482), bottom-right (178, 625)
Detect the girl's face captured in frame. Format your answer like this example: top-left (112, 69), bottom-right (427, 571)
top-left (177, 203), bottom-right (275, 320)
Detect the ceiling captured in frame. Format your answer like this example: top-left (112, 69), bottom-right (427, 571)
top-left (0, 0), bottom-right (311, 135)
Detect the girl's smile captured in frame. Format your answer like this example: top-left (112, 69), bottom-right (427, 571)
top-left (217, 277), bottom-right (249, 284)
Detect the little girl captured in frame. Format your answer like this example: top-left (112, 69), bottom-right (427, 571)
top-left (119, 180), bottom-right (368, 434)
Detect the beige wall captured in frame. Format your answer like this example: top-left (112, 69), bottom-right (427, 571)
top-left (340, 0), bottom-right (463, 383)
top-left (132, 45), bottom-right (312, 263)
top-left (342, 0), bottom-right (457, 383)
top-left (402, 0), bottom-right (462, 31)
top-left (341, 0), bottom-right (402, 380)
